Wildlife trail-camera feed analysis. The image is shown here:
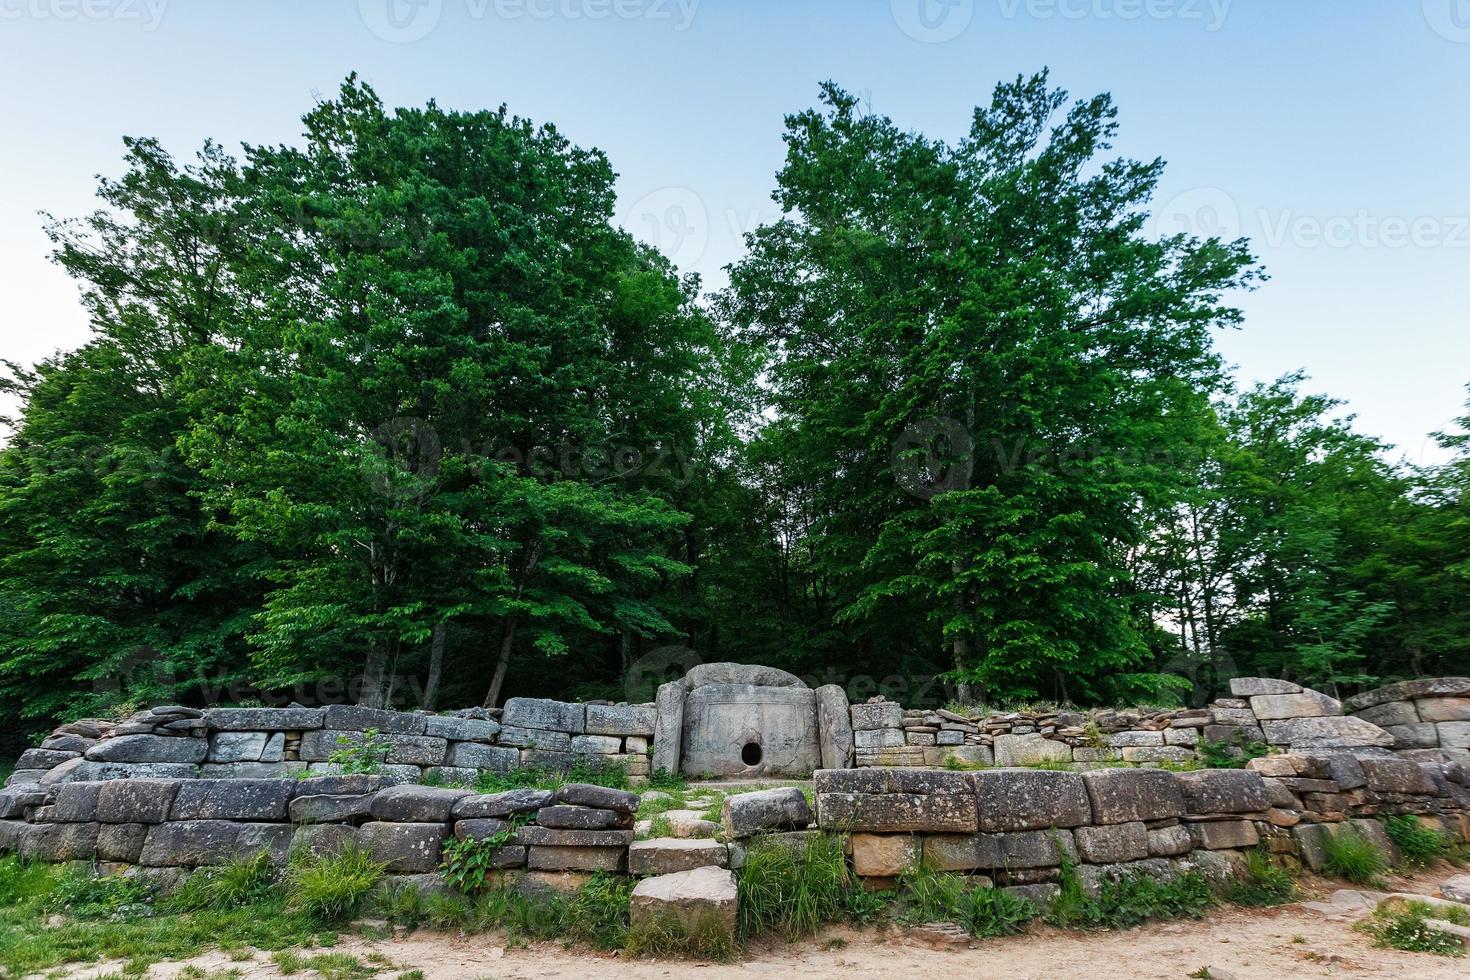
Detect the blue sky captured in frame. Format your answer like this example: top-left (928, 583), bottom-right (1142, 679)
top-left (2, 0), bottom-right (1467, 462)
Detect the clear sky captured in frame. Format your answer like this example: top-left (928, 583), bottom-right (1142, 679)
top-left (2, 0), bottom-right (1467, 463)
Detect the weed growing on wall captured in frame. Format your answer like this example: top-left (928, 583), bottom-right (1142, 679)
top-left (736, 832), bottom-right (857, 940)
top-left (1226, 846), bottom-right (1298, 907)
top-left (1320, 826), bottom-right (1389, 885)
top-left (895, 866), bottom-right (1034, 938)
top-left (1382, 815), bottom-right (1454, 868)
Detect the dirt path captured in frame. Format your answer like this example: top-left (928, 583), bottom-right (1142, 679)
top-left (56, 874), bottom-right (1466, 980)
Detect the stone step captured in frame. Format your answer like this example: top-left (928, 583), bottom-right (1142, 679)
top-left (628, 838), bottom-right (729, 875)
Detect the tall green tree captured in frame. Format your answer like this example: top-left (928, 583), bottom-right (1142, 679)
top-left (721, 74), bottom-right (1261, 702)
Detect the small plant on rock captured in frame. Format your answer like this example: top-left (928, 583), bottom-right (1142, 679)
top-left (439, 821), bottom-right (525, 895)
top-left (1227, 845), bottom-right (1297, 907)
top-left (1358, 899), bottom-right (1470, 956)
top-left (1383, 814), bottom-right (1453, 868)
top-left (328, 728), bottom-right (392, 775)
top-left (1320, 826), bottom-right (1389, 885)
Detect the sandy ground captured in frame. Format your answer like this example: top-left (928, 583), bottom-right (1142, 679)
top-left (48, 872), bottom-right (1468, 980)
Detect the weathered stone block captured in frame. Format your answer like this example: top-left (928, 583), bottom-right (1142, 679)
top-left (52, 782), bottom-right (103, 823)
top-left (1354, 701), bottom-right (1421, 727)
top-left (993, 734), bottom-right (1073, 767)
top-left (995, 829), bottom-right (1078, 869)
top-left (497, 727), bottom-right (573, 751)
top-left (139, 820), bottom-right (245, 866)
top-left (322, 704), bottom-right (425, 735)
top-left (422, 716), bottom-right (501, 741)
top-left (201, 762), bottom-right (302, 780)
top-left (814, 684), bottom-right (854, 770)
top-left (1440, 722), bottom-right (1470, 749)
top-left (555, 783), bottom-right (640, 814)
top-left (681, 684), bottom-right (820, 778)
top-left (584, 704), bottom-right (656, 737)
top-left (516, 826), bottom-right (635, 847)
top-left (1175, 770), bottom-right (1269, 814)
top-left (922, 833), bottom-right (1002, 872)
top-left (296, 775), bottom-right (382, 796)
top-left (452, 818), bottom-right (510, 841)
top-left (1146, 824), bottom-right (1194, 857)
top-left (854, 728), bottom-right (905, 749)
top-left (1187, 820), bottom-right (1259, 850)
top-left (527, 845), bottom-right (625, 872)
top-left (503, 698), bottom-right (585, 735)
top-left (1360, 757), bottom-right (1437, 794)
top-left (96, 779), bottom-right (181, 824)
top-left (1164, 727), bottom-right (1200, 747)
top-left (290, 794), bottom-right (374, 824)
top-left (1416, 698), bottom-right (1470, 723)
top-left (170, 779), bottom-right (293, 822)
top-left (849, 702), bottom-right (903, 731)
top-left (97, 823), bottom-right (149, 863)
top-left (537, 805), bottom-right (622, 830)
top-left (850, 833), bottom-right (920, 876)
top-left (207, 732), bottom-right (269, 764)
top-left (1075, 822), bottom-right (1149, 864)
top-left (368, 785), bottom-right (472, 823)
top-left (452, 788), bottom-right (555, 819)
top-left (292, 824), bottom-right (359, 860)
top-left (1384, 723), bottom-right (1441, 749)
top-left (570, 734), bottom-right (622, 755)
top-left (205, 706), bottom-right (325, 731)
top-left (629, 866), bottom-right (738, 945)
top-left (973, 770), bottom-right (1090, 832)
top-left (1082, 768), bottom-right (1186, 825)
top-left (1262, 715), bottom-right (1395, 748)
top-left (1344, 677), bottom-right (1470, 712)
top-left (818, 792), bottom-right (976, 834)
top-left (445, 742), bottom-right (518, 771)
top-left (1107, 731), bottom-right (1164, 748)
top-left (86, 735), bottom-right (207, 765)
top-left (1249, 691), bottom-right (1341, 721)
top-left (15, 749), bottom-right (79, 770)
top-left (629, 838), bottom-right (729, 875)
top-left (22, 822), bottom-right (99, 862)
top-left (357, 821), bottom-right (446, 873)
top-left (722, 787), bottom-right (812, 839)
top-left (651, 681), bottom-right (685, 777)
top-left (1121, 746), bottom-right (1196, 763)
top-left (1229, 677), bottom-right (1302, 697)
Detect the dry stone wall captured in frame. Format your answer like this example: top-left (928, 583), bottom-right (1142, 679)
top-left (9, 697), bottom-right (655, 790)
top-left (1344, 677), bottom-right (1470, 767)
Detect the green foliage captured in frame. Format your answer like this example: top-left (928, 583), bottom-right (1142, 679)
top-left (646, 769), bottom-right (687, 792)
top-left (896, 866), bottom-right (1035, 938)
top-left (1196, 733), bottom-right (1271, 769)
top-left (1226, 846), bottom-right (1298, 907)
top-left (167, 851), bottom-right (279, 911)
top-left (285, 844), bottom-right (386, 921)
top-left (1358, 900), bottom-right (1470, 956)
top-left (736, 832), bottom-right (858, 940)
top-left (1320, 826), bottom-right (1390, 885)
top-left (439, 820), bottom-right (525, 894)
top-left (327, 729), bottom-right (392, 775)
top-left (471, 759), bottom-right (628, 794)
top-left (1048, 857), bottom-right (1213, 930)
top-left (46, 870), bottom-right (156, 921)
top-left (1383, 815), bottom-right (1454, 868)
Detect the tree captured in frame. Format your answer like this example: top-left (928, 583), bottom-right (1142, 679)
top-left (721, 73), bottom-right (1261, 703)
top-left (183, 78), bottom-right (711, 706)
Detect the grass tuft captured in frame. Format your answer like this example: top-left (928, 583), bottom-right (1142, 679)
top-left (285, 843), bottom-right (386, 921)
top-left (1383, 815), bottom-right (1453, 868)
top-left (1226, 846), bottom-right (1297, 907)
top-left (1320, 826), bottom-right (1390, 885)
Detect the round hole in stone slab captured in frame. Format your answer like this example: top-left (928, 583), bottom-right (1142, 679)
top-left (741, 741), bottom-right (763, 766)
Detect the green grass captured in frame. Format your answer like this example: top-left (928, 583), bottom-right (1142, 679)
top-left (1227, 846), bottom-right (1298, 907)
top-left (471, 759), bottom-right (630, 794)
top-left (736, 831), bottom-right (863, 940)
top-left (895, 865), bottom-right (1035, 938)
top-left (286, 843), bottom-right (387, 921)
top-left (1383, 815), bottom-right (1454, 868)
top-left (1048, 855), bottom-right (1214, 930)
top-left (1358, 900), bottom-right (1470, 956)
top-left (169, 851), bottom-right (278, 912)
top-left (1320, 826), bottom-right (1390, 885)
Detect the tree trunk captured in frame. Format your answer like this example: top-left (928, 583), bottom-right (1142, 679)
top-left (423, 623), bottom-right (446, 710)
top-left (359, 639), bottom-right (388, 708)
top-left (483, 615), bottom-right (519, 708)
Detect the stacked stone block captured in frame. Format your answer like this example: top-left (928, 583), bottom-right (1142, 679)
top-left (1345, 677), bottom-right (1470, 767)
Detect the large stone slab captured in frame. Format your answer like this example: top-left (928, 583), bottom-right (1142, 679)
top-left (1416, 698), bottom-right (1470, 722)
top-left (1075, 822), bottom-right (1148, 864)
top-left (1081, 769), bottom-right (1186, 824)
top-left (1250, 691), bottom-right (1341, 720)
top-left (452, 788), bottom-right (555, 819)
top-left (818, 792), bottom-right (976, 834)
top-left (1384, 723), bottom-right (1440, 748)
top-left (97, 823), bottom-right (149, 863)
top-left (369, 785), bottom-right (473, 823)
top-left (679, 683), bottom-right (820, 779)
top-left (85, 735), bottom-right (206, 765)
top-left (923, 833), bottom-right (1001, 872)
top-left (993, 734), bottom-right (1073, 767)
top-left (1229, 677), bottom-right (1302, 696)
top-left (502, 698), bottom-right (585, 735)
top-left (629, 866), bottom-right (738, 944)
top-left (422, 716), bottom-right (501, 741)
top-left (20, 822), bottom-right (99, 862)
top-left (204, 706), bottom-right (325, 731)
top-left (585, 704), bottom-right (656, 737)
top-left (527, 845), bottom-right (625, 872)
top-left (850, 833), bottom-right (920, 876)
top-left (322, 704), bottom-right (425, 735)
top-left (496, 727), bottom-right (573, 752)
top-left (629, 838), bottom-right (729, 875)
top-left (357, 821), bottom-right (446, 873)
top-left (1360, 757), bottom-right (1438, 794)
top-left (1260, 716), bottom-right (1395, 748)
top-left (52, 782), bottom-right (103, 823)
top-left (96, 779), bottom-right (182, 824)
top-left (684, 663), bottom-right (805, 689)
top-left (555, 783), bottom-right (640, 814)
top-left (445, 743), bottom-right (518, 771)
top-left (973, 769), bottom-right (1090, 832)
top-left (516, 826), bottom-right (635, 847)
top-left (537, 805), bottom-right (622, 830)
top-left (721, 787), bottom-right (812, 839)
top-left (651, 680), bottom-right (685, 776)
top-left (15, 749), bottom-right (79, 770)
top-left (849, 702), bottom-right (902, 731)
top-left (1344, 678), bottom-right (1470, 712)
top-left (170, 779), bottom-right (294, 822)
top-left (1354, 701), bottom-right (1421, 727)
top-left (207, 732), bottom-right (269, 764)
top-left (815, 684), bottom-right (854, 770)
top-left (1440, 722), bottom-right (1470, 749)
top-left (139, 820), bottom-right (245, 866)
top-left (1174, 770), bottom-right (1269, 814)
top-left (290, 794), bottom-right (375, 824)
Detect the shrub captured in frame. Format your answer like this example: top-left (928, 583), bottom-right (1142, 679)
top-left (1383, 815), bottom-right (1453, 868)
top-left (737, 832), bottom-right (855, 940)
top-left (439, 821), bottom-right (524, 894)
top-left (1196, 733), bottom-right (1271, 769)
top-left (1358, 900), bottom-right (1470, 956)
top-left (286, 844), bottom-right (385, 921)
top-left (1227, 846), bottom-right (1298, 907)
top-left (1321, 826), bottom-right (1389, 885)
